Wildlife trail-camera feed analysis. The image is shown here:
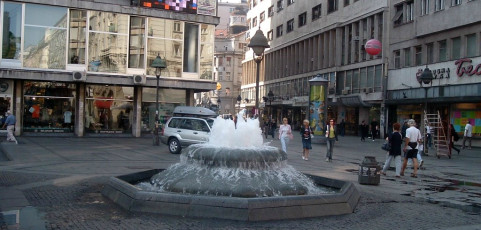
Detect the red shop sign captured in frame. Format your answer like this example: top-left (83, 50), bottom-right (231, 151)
top-left (455, 58), bottom-right (481, 77)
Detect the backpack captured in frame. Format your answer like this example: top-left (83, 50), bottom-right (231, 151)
top-left (453, 131), bottom-right (459, 142)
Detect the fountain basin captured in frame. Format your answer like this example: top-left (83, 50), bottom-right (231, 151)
top-left (102, 169), bottom-right (360, 221)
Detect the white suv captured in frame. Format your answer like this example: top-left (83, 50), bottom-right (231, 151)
top-left (161, 116), bottom-right (215, 154)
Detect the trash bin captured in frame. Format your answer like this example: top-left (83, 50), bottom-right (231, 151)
top-left (358, 156), bottom-right (381, 185)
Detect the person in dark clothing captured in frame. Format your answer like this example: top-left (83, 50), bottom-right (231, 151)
top-left (449, 124), bottom-right (461, 155)
top-left (370, 118), bottom-right (378, 141)
top-left (401, 121), bottom-right (408, 139)
top-left (339, 119), bottom-right (345, 136)
top-left (360, 120), bottom-right (368, 141)
top-left (381, 123), bottom-right (402, 177)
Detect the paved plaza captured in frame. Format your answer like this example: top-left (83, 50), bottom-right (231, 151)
top-left (0, 134), bottom-right (480, 230)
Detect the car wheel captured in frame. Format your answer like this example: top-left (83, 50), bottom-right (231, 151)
top-left (168, 138), bottom-right (181, 154)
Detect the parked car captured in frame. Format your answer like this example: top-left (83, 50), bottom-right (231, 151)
top-left (160, 106), bottom-right (216, 154)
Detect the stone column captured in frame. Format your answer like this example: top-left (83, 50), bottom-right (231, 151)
top-left (132, 86), bottom-right (142, 137)
top-left (75, 83), bottom-right (85, 137)
top-left (14, 80), bottom-right (22, 136)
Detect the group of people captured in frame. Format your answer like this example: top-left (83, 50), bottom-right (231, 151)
top-left (359, 119), bottom-right (379, 142)
top-left (275, 117), bottom-right (339, 162)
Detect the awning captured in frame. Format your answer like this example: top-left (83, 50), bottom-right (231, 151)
top-left (339, 95), bottom-right (372, 107)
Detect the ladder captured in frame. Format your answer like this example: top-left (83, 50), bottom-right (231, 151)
top-left (424, 111), bottom-right (451, 159)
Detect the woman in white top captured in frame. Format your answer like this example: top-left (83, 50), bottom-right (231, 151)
top-left (278, 117), bottom-right (293, 153)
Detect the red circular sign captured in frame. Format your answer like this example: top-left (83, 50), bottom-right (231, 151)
top-left (365, 39), bottom-right (382, 56)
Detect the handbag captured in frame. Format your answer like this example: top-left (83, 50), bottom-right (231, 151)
top-left (381, 141), bottom-right (391, 151)
top-left (310, 134), bottom-right (314, 138)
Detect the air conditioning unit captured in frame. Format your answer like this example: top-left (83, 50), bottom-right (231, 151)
top-left (342, 89), bottom-right (350, 95)
top-left (72, 71), bottom-right (86, 82)
top-left (133, 75), bottom-right (146, 85)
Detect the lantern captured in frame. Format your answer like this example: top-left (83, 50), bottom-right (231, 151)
top-left (358, 156), bottom-right (381, 185)
top-left (365, 39), bottom-right (382, 56)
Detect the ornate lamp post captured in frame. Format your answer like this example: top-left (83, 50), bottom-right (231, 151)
top-left (420, 66), bottom-right (433, 154)
top-left (247, 29), bottom-right (270, 117)
top-left (151, 54), bottom-right (167, 146)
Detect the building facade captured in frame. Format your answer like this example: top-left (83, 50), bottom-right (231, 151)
top-left (196, 0), bottom-right (248, 115)
top-left (387, 0), bottom-right (481, 138)
top-left (243, 0), bottom-right (389, 134)
top-left (0, 0), bottom-right (219, 137)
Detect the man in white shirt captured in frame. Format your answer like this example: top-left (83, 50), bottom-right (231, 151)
top-left (401, 119), bottom-right (422, 178)
top-left (462, 121), bottom-right (473, 149)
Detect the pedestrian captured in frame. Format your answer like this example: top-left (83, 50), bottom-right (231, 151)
top-left (300, 119), bottom-right (313, 161)
top-left (270, 119), bottom-right (276, 138)
top-left (370, 118), bottom-right (378, 141)
top-left (381, 123), bottom-right (402, 177)
top-left (2, 110), bottom-right (17, 144)
top-left (325, 119), bottom-right (338, 162)
top-left (278, 117), bottom-right (293, 153)
top-left (449, 124), bottom-right (461, 154)
top-left (425, 124), bottom-right (432, 149)
top-left (339, 119), bottom-right (345, 136)
top-left (401, 119), bottom-right (421, 178)
top-left (360, 120), bottom-right (368, 142)
top-left (462, 121), bottom-right (473, 150)
top-left (401, 121), bottom-right (408, 139)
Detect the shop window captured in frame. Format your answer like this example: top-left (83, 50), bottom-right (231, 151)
top-left (2, 2), bottom-right (22, 61)
top-left (23, 82), bottom-right (76, 133)
top-left (141, 88), bottom-right (186, 133)
top-left (24, 4), bottom-right (68, 69)
top-left (85, 85), bottom-right (134, 134)
top-left (128, 17), bottom-right (146, 69)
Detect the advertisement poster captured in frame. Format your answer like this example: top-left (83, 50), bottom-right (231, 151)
top-left (451, 110), bottom-right (481, 134)
top-left (139, 0), bottom-right (198, 14)
top-left (309, 85), bottom-right (326, 136)
top-left (197, 0), bottom-right (216, 16)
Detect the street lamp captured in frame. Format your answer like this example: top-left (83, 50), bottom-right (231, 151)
top-left (236, 95), bottom-right (242, 113)
top-left (420, 66), bottom-right (433, 154)
top-left (248, 29), bottom-right (270, 117)
top-left (151, 54), bottom-right (167, 146)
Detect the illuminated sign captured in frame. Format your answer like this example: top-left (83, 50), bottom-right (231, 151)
top-left (140, 0), bottom-right (197, 14)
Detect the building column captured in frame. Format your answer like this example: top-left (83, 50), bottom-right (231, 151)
top-left (75, 83), bottom-right (85, 137)
top-left (132, 86), bottom-right (142, 137)
top-left (14, 80), bottom-right (22, 136)
top-left (186, 89), bottom-right (195, 106)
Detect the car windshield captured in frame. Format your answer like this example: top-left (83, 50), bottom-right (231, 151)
top-left (206, 118), bottom-right (215, 128)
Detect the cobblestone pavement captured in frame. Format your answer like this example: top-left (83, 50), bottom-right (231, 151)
top-left (1, 135), bottom-right (480, 229)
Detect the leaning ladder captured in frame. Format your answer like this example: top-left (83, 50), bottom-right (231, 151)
top-left (424, 111), bottom-right (450, 159)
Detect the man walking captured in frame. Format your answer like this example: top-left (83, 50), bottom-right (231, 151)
top-left (360, 120), bottom-right (368, 142)
top-left (462, 121), bottom-right (473, 149)
top-left (2, 110), bottom-right (17, 144)
top-left (370, 118), bottom-right (378, 141)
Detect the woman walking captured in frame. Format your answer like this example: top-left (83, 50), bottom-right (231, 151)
top-left (325, 119), bottom-right (338, 162)
top-left (279, 118), bottom-right (293, 153)
top-left (300, 120), bottom-right (313, 160)
top-left (381, 123), bottom-right (402, 177)
top-left (449, 124), bottom-right (461, 155)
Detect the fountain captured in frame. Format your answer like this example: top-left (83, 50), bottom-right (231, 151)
top-left (103, 113), bottom-right (359, 221)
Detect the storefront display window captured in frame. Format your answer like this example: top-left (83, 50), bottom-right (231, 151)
top-left (451, 103), bottom-right (481, 136)
top-left (141, 88), bottom-right (186, 133)
top-left (2, 2), bottom-right (22, 60)
top-left (85, 85), bottom-right (133, 134)
top-left (23, 82), bottom-right (76, 133)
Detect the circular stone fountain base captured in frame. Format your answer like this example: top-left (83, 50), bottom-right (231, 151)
top-left (102, 169), bottom-right (360, 221)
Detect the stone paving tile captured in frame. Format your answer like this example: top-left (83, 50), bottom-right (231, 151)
top-left (0, 171), bottom-right (63, 187)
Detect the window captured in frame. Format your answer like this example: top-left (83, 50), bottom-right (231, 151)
top-left (252, 17), bottom-right (257, 27)
top-left (128, 17), bottom-right (145, 69)
top-left (2, 2), bottom-right (22, 61)
top-left (427, 43), bottom-right (434, 64)
top-left (394, 50), bottom-right (401, 68)
top-left (344, 0), bottom-right (350, 6)
top-left (406, 1), bottom-right (414, 21)
top-left (438, 40), bottom-right (447, 62)
top-left (404, 48), bottom-right (411, 66)
top-left (466, 34), bottom-right (477, 57)
top-left (226, 57), bottom-right (231, 66)
top-left (267, 30), bottom-right (273, 41)
top-left (435, 0), bottom-right (445, 11)
top-left (287, 19), bottom-right (294, 33)
top-left (277, 0), bottom-right (283, 12)
top-left (421, 0), bottom-right (430, 15)
top-left (253, 0), bottom-right (257, 7)
top-left (276, 25), bottom-right (283, 37)
top-left (452, 0), bottom-right (461, 6)
top-left (415, 46), bottom-right (422, 66)
top-left (68, 9), bottom-right (87, 64)
top-left (287, 0), bottom-right (295, 6)
top-left (328, 0), bottom-right (338, 13)
top-left (312, 4), bottom-right (322, 20)
top-left (183, 23), bottom-right (199, 73)
top-left (298, 12), bottom-right (307, 27)
top-left (226, 72), bottom-right (231, 81)
top-left (452, 37), bottom-right (461, 59)
top-left (393, 4), bottom-right (404, 26)
top-left (247, 19), bottom-right (251, 29)
top-left (260, 12), bottom-right (265, 23)
top-left (268, 6), bottom-right (274, 17)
